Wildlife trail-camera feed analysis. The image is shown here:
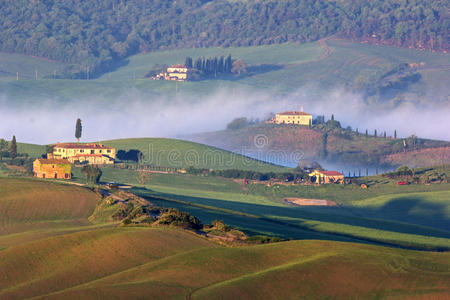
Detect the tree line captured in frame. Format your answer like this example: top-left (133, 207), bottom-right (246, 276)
top-left (0, 0), bottom-right (446, 78)
top-left (185, 55), bottom-right (233, 77)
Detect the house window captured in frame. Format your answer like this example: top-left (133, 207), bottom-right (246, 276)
top-left (65, 173), bottom-right (69, 179)
top-left (107, 150), bottom-right (111, 153)
top-left (80, 149), bottom-right (84, 153)
top-left (91, 150), bottom-right (94, 154)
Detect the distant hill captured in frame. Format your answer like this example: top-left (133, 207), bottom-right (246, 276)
top-left (188, 124), bottom-right (450, 167)
top-left (0, 0), bottom-right (447, 78)
top-left (101, 137), bottom-right (287, 172)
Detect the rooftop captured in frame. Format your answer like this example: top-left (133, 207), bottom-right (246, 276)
top-left (36, 158), bottom-right (70, 164)
top-left (168, 64), bottom-right (188, 69)
top-left (277, 111), bottom-right (312, 116)
top-left (317, 170), bottom-right (344, 176)
top-left (55, 143), bottom-right (113, 150)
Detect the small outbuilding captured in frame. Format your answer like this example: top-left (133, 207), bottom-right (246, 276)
top-left (309, 170), bottom-right (344, 184)
top-left (33, 158), bottom-right (71, 179)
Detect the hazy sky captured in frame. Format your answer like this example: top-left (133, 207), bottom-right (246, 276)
top-left (1, 87), bottom-right (449, 144)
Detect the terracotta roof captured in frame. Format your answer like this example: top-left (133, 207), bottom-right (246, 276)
top-left (318, 171), bottom-right (344, 176)
top-left (36, 158), bottom-right (70, 164)
top-left (169, 64), bottom-right (187, 68)
top-left (55, 143), bottom-right (113, 150)
top-left (277, 111), bottom-right (311, 116)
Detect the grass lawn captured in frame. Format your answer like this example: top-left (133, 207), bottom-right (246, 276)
top-left (102, 138), bottom-right (287, 172)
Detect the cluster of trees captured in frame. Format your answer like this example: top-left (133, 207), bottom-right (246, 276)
top-left (0, 136), bottom-right (18, 161)
top-left (185, 55), bottom-right (233, 76)
top-left (185, 166), bottom-right (308, 182)
top-left (0, 0), bottom-right (446, 78)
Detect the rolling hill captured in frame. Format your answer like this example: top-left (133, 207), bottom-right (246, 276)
top-left (0, 229), bottom-right (448, 299)
top-left (188, 123), bottom-right (450, 168)
top-left (102, 137), bottom-right (287, 172)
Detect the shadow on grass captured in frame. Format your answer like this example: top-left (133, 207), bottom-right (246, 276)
top-left (131, 187), bottom-right (450, 250)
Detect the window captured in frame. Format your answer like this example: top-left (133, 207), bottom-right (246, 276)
top-left (65, 173), bottom-right (69, 179)
top-left (107, 150), bottom-right (111, 153)
top-left (91, 150), bottom-right (94, 154)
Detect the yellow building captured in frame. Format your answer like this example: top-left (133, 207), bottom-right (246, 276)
top-left (274, 110), bottom-right (312, 125)
top-left (52, 143), bottom-right (116, 165)
top-left (33, 158), bottom-right (71, 179)
top-left (309, 170), bottom-right (344, 184)
top-left (156, 64), bottom-right (189, 81)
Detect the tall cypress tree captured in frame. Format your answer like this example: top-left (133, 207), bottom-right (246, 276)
top-left (394, 130), bottom-right (397, 139)
top-left (10, 135), bottom-right (17, 159)
top-left (374, 129), bottom-right (377, 138)
top-left (75, 118), bottom-right (82, 143)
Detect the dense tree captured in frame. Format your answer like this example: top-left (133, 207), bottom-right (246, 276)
top-left (82, 165), bottom-right (102, 184)
top-left (0, 139), bottom-right (8, 161)
top-left (0, 0), bottom-right (446, 78)
top-left (75, 118), bottom-right (82, 143)
top-left (10, 136), bottom-right (17, 159)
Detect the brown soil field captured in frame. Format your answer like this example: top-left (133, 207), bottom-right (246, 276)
top-left (284, 197), bottom-right (338, 206)
top-left (382, 146), bottom-right (450, 167)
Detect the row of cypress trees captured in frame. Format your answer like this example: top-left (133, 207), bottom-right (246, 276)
top-left (185, 55), bottom-right (233, 76)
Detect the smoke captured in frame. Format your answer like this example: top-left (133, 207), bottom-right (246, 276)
top-left (0, 86), bottom-right (449, 144)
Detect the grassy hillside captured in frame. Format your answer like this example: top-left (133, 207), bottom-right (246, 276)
top-left (0, 177), bottom-right (99, 247)
top-left (1, 39), bottom-right (448, 102)
top-left (189, 123), bottom-right (450, 167)
top-left (102, 138), bottom-right (287, 172)
top-left (0, 234), bottom-right (448, 299)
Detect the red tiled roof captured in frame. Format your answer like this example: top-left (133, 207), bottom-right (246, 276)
top-left (277, 111), bottom-right (311, 116)
top-left (169, 64), bottom-right (187, 68)
top-left (319, 171), bottom-right (344, 176)
top-left (36, 158), bottom-right (70, 164)
top-left (55, 143), bottom-right (113, 150)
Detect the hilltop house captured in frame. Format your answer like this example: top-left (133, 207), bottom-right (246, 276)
top-left (268, 107), bottom-right (313, 126)
top-left (156, 64), bottom-right (189, 81)
top-left (51, 143), bottom-right (116, 165)
top-left (33, 158), bottom-right (71, 179)
top-left (309, 170), bottom-right (344, 184)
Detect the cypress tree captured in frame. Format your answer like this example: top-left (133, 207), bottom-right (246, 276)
top-left (225, 54), bottom-right (232, 73)
top-left (383, 131), bottom-right (386, 139)
top-left (331, 114), bottom-right (334, 121)
top-left (374, 129), bottom-right (377, 138)
top-left (394, 130), bottom-right (397, 139)
top-left (218, 56), bottom-right (224, 73)
top-left (356, 128), bottom-right (359, 135)
top-left (365, 129), bottom-right (368, 137)
top-left (75, 118), bottom-right (82, 143)
top-left (10, 135), bottom-right (17, 159)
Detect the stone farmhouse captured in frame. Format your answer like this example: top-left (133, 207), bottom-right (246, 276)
top-left (33, 158), bottom-right (71, 179)
top-left (268, 107), bottom-right (313, 126)
top-left (309, 170), bottom-right (344, 184)
top-left (50, 143), bottom-right (116, 165)
top-left (156, 64), bottom-right (189, 81)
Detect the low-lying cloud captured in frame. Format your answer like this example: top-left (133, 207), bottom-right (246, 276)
top-left (0, 86), bottom-right (449, 145)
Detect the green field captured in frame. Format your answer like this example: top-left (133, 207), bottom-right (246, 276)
top-left (102, 138), bottom-right (287, 172)
top-left (1, 175), bottom-right (449, 298)
top-left (78, 165), bottom-right (450, 250)
top-left (1, 39), bottom-right (448, 102)
top-left (0, 226), bottom-right (448, 299)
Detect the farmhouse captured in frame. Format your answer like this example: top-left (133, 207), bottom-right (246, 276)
top-left (269, 107), bottom-right (313, 125)
top-left (309, 170), bottom-right (344, 184)
top-left (156, 64), bottom-right (189, 81)
top-left (51, 143), bottom-right (116, 165)
top-left (33, 158), bottom-right (71, 179)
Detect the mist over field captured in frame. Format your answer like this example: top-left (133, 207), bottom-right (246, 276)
top-left (0, 87), bottom-right (449, 144)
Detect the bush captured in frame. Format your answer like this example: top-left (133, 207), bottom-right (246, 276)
top-left (157, 208), bottom-right (202, 230)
